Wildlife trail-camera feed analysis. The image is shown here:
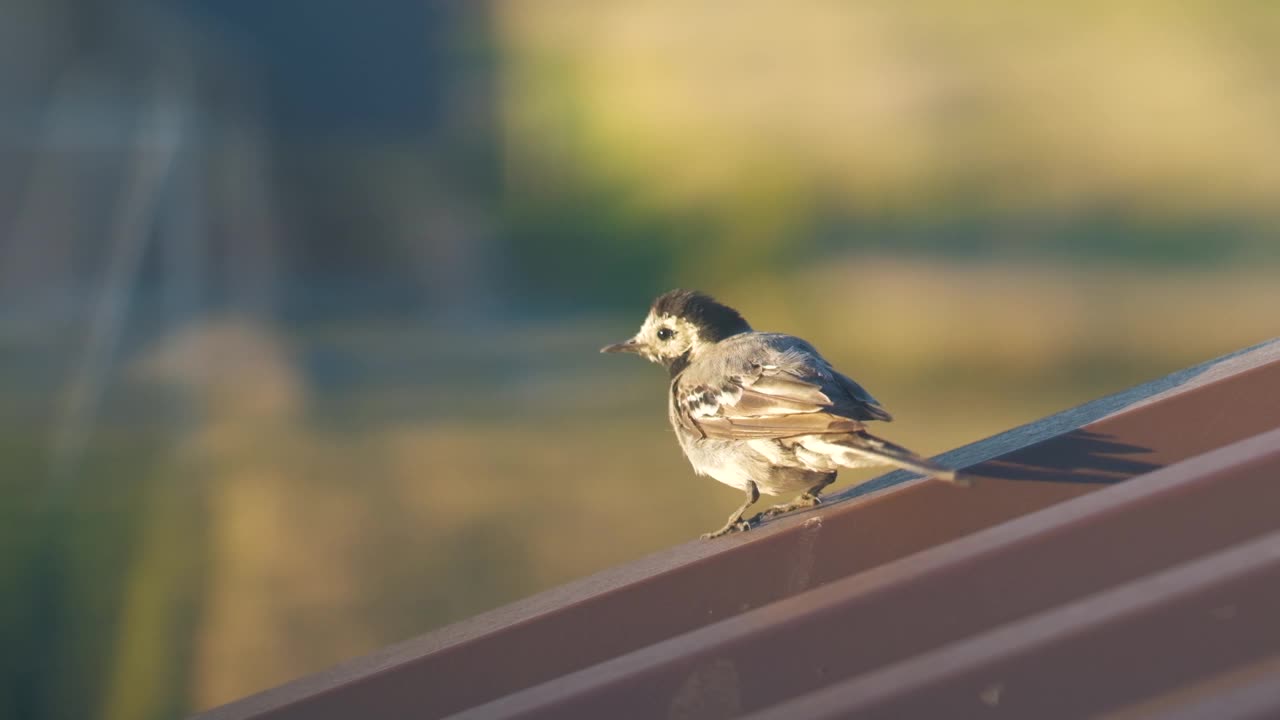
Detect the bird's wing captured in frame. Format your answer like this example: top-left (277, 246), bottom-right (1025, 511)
top-left (832, 370), bottom-right (893, 422)
top-left (675, 356), bottom-right (884, 440)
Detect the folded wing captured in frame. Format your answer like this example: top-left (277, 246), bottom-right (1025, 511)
top-left (675, 359), bottom-right (890, 440)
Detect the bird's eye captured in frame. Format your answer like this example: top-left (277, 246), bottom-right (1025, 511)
top-left (657, 327), bottom-right (674, 341)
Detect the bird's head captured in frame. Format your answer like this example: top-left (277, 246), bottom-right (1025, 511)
top-left (601, 289), bottom-right (752, 373)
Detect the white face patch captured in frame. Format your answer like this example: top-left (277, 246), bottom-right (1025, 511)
top-left (632, 312), bottom-right (704, 364)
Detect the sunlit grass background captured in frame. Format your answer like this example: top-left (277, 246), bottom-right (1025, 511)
top-left (2, 1), bottom-right (1279, 718)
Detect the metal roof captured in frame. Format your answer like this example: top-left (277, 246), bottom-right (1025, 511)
top-left (195, 338), bottom-right (1280, 720)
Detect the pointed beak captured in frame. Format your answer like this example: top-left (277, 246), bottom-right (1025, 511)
top-left (601, 338), bottom-right (643, 355)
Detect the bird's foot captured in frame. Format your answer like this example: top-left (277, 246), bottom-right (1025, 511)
top-left (701, 516), bottom-right (753, 540)
top-left (759, 492), bottom-right (822, 519)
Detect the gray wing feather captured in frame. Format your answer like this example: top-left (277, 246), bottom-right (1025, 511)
top-left (832, 370), bottom-right (893, 422)
top-left (675, 333), bottom-right (892, 440)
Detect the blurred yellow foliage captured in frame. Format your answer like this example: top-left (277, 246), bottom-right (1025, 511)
top-left (501, 1), bottom-right (1280, 223)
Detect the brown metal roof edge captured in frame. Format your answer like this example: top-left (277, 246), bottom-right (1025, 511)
top-left (358, 358), bottom-right (1280, 719)
top-left (1139, 663), bottom-right (1280, 720)
top-left (1151, 673), bottom-right (1280, 720)
top-left (191, 338), bottom-right (1280, 720)
top-left (1099, 653), bottom-right (1280, 719)
top-left (827, 336), bottom-right (1280, 505)
top-left (451, 426), bottom-right (1280, 720)
top-left (746, 529), bottom-right (1280, 719)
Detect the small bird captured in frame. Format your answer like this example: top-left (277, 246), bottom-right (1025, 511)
top-left (603, 289), bottom-right (967, 539)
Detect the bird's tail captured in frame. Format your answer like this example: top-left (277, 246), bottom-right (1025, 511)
top-left (831, 431), bottom-right (971, 487)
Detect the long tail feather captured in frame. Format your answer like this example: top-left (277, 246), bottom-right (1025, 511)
top-left (838, 432), bottom-right (971, 487)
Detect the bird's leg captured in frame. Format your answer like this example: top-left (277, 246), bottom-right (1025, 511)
top-left (759, 473), bottom-right (836, 519)
top-left (701, 481), bottom-right (760, 539)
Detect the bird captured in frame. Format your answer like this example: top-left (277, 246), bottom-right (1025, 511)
top-left (602, 289), bottom-right (968, 539)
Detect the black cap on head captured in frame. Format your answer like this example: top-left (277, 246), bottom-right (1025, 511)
top-left (651, 289), bottom-right (752, 342)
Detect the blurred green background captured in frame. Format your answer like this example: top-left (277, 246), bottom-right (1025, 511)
top-left (2, 1), bottom-right (1279, 717)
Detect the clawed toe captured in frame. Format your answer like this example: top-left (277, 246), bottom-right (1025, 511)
top-left (702, 488), bottom-right (830, 538)
top-left (701, 517), bottom-right (754, 540)
top-left (758, 493), bottom-right (823, 520)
